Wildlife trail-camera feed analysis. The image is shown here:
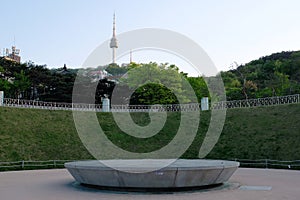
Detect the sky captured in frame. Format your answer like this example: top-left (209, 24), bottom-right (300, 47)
top-left (1, 0), bottom-right (300, 75)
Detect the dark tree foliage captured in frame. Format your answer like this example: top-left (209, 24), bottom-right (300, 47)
top-left (106, 63), bottom-right (128, 75)
top-left (2, 49), bottom-right (300, 104)
top-left (221, 50), bottom-right (300, 99)
top-left (129, 83), bottom-right (179, 105)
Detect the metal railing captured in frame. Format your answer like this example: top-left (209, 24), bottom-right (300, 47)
top-left (0, 159), bottom-right (299, 171)
top-left (2, 93), bottom-right (300, 112)
top-left (0, 160), bottom-right (74, 171)
top-left (231, 158), bottom-right (300, 170)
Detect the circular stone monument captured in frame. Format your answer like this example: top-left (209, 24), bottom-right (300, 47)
top-left (65, 159), bottom-right (239, 189)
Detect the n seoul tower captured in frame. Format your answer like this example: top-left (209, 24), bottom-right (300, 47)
top-left (110, 13), bottom-right (118, 64)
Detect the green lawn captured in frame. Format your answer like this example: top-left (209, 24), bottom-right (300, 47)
top-left (0, 104), bottom-right (299, 162)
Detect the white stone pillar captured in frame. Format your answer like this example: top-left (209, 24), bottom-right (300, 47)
top-left (102, 97), bottom-right (110, 112)
top-left (201, 97), bottom-right (209, 111)
top-left (0, 91), bottom-right (3, 106)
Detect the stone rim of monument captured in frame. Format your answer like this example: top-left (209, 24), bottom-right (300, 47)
top-left (65, 159), bottom-right (239, 191)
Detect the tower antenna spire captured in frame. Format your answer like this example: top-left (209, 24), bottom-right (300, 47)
top-left (113, 12), bottom-right (116, 37)
top-left (130, 49), bottom-right (132, 63)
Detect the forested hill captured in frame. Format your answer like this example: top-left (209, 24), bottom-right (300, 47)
top-left (1, 50), bottom-right (300, 103)
top-left (221, 51), bottom-right (300, 100)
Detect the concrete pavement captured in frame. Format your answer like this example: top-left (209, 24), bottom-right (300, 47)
top-left (0, 168), bottom-right (299, 200)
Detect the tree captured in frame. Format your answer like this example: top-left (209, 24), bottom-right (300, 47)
top-left (13, 70), bottom-right (31, 99)
top-left (186, 77), bottom-right (209, 103)
top-left (221, 71), bottom-right (243, 100)
top-left (130, 83), bottom-right (178, 105)
top-left (43, 72), bottom-right (76, 102)
top-left (268, 71), bottom-right (290, 96)
top-left (26, 64), bottom-right (52, 100)
top-left (0, 78), bottom-right (13, 96)
top-left (106, 63), bottom-right (128, 75)
top-left (118, 62), bottom-right (191, 105)
top-left (231, 62), bottom-right (251, 100)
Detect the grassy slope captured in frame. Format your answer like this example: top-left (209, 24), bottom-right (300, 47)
top-left (208, 104), bottom-right (300, 160)
top-left (0, 108), bottom-right (92, 161)
top-left (0, 104), bottom-right (299, 161)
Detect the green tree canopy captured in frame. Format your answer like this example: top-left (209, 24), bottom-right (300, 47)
top-left (118, 62), bottom-right (196, 105)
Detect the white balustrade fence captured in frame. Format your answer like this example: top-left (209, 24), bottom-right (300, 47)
top-left (2, 98), bottom-right (201, 112)
top-left (211, 94), bottom-right (300, 110)
top-left (1, 94), bottom-right (300, 112)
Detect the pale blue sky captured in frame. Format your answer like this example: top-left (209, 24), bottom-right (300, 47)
top-left (1, 0), bottom-right (300, 73)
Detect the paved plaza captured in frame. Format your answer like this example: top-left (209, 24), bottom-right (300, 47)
top-left (0, 168), bottom-right (299, 200)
